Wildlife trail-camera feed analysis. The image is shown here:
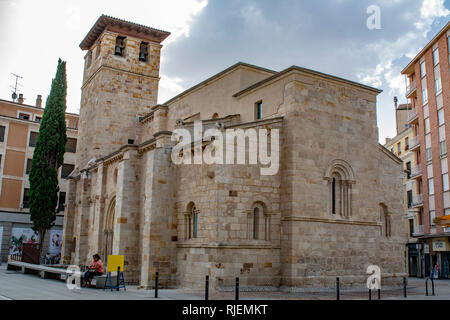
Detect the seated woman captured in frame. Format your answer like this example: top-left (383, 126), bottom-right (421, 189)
top-left (83, 254), bottom-right (104, 287)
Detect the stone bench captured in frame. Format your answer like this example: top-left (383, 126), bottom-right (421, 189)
top-left (7, 260), bottom-right (83, 280)
top-left (7, 259), bottom-right (118, 289)
top-left (92, 273), bottom-right (122, 289)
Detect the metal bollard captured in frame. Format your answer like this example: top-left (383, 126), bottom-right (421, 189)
top-left (336, 277), bottom-right (340, 300)
top-left (235, 277), bottom-right (239, 301)
top-left (378, 288), bottom-right (381, 300)
top-left (155, 272), bottom-right (159, 298)
top-left (425, 277), bottom-right (435, 296)
top-left (205, 275), bottom-right (209, 300)
top-left (431, 278), bottom-right (435, 296)
top-left (369, 289), bottom-right (372, 300)
top-left (403, 277), bottom-right (407, 298)
top-left (116, 267), bottom-right (120, 291)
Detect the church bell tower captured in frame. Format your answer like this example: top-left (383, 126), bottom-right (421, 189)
top-left (76, 15), bottom-right (170, 170)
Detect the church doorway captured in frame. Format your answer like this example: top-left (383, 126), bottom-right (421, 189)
top-left (103, 197), bottom-right (116, 264)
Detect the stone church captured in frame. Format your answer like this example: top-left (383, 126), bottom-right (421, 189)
top-left (61, 15), bottom-right (407, 290)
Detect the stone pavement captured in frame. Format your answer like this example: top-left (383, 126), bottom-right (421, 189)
top-left (0, 265), bottom-right (448, 300)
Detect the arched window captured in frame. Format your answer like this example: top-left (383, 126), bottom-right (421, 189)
top-left (253, 207), bottom-right (260, 239)
top-left (250, 202), bottom-right (269, 240)
top-left (380, 203), bottom-right (391, 237)
top-left (324, 160), bottom-right (355, 217)
top-left (192, 205), bottom-right (198, 238)
top-left (185, 202), bottom-right (198, 239)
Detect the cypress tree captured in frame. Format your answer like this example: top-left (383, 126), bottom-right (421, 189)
top-left (29, 59), bottom-right (67, 258)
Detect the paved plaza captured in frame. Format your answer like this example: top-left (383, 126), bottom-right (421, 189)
top-left (0, 265), bottom-right (449, 300)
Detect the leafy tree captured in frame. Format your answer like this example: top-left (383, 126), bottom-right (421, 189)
top-left (29, 59), bottom-right (67, 259)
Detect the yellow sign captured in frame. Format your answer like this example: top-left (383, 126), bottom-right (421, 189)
top-left (107, 255), bottom-right (124, 272)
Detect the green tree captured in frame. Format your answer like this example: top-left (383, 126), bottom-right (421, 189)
top-left (29, 59), bottom-right (67, 258)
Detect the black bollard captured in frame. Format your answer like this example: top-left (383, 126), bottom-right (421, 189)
top-left (378, 288), bottom-right (381, 300)
top-left (155, 272), bottom-right (159, 298)
top-left (403, 277), bottom-right (407, 298)
top-left (431, 278), bottom-right (435, 296)
top-left (116, 267), bottom-right (120, 291)
top-left (205, 275), bottom-right (209, 300)
top-left (336, 277), bottom-right (340, 300)
top-left (369, 289), bottom-right (372, 300)
top-left (235, 277), bottom-right (239, 301)
top-left (426, 277), bottom-right (429, 296)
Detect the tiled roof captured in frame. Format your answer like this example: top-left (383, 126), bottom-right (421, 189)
top-left (79, 15), bottom-right (170, 50)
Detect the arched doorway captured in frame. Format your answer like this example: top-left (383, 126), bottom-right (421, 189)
top-left (103, 197), bottom-right (116, 262)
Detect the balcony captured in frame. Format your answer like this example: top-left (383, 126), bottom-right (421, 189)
top-left (411, 194), bottom-right (423, 208)
top-left (406, 80), bottom-right (417, 99)
top-left (409, 136), bottom-right (420, 151)
top-left (407, 108), bottom-right (419, 124)
top-left (412, 224), bottom-right (424, 236)
top-left (409, 165), bottom-right (422, 179)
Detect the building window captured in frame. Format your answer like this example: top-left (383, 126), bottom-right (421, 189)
top-left (422, 87), bottom-right (428, 104)
top-left (420, 61), bottom-right (426, 78)
top-left (435, 77), bottom-right (442, 94)
top-left (440, 141), bottom-right (447, 156)
top-left (66, 138), bottom-right (77, 153)
top-left (95, 41), bottom-right (101, 59)
top-left (425, 118), bottom-right (430, 134)
top-left (0, 126), bottom-right (5, 142)
top-left (29, 132), bottom-right (38, 147)
top-left (86, 50), bottom-right (92, 68)
top-left (438, 109), bottom-right (445, 126)
top-left (391, 148), bottom-right (394, 153)
top-left (255, 101), bottom-right (263, 120)
top-left (253, 207), bottom-right (260, 239)
top-left (406, 161), bottom-right (411, 179)
top-left (444, 173), bottom-right (449, 192)
top-left (409, 219), bottom-right (414, 237)
top-left (433, 48), bottom-right (440, 66)
top-left (380, 203), bottom-right (391, 237)
top-left (428, 178), bottom-right (435, 195)
top-left (407, 190), bottom-right (413, 208)
top-left (115, 36), bottom-right (126, 56)
top-left (26, 158), bottom-right (32, 175)
top-left (325, 160), bottom-right (354, 217)
top-left (405, 137), bottom-right (409, 150)
top-left (58, 192), bottom-right (66, 212)
top-left (19, 113), bottom-right (30, 120)
top-left (397, 142), bottom-right (401, 155)
top-left (139, 42), bottom-right (149, 62)
top-left (22, 188), bottom-right (29, 208)
top-left (61, 164), bottom-right (75, 179)
top-left (430, 210), bottom-right (436, 227)
top-left (186, 202), bottom-right (198, 239)
top-left (35, 116), bottom-right (41, 123)
top-left (249, 202), bottom-right (269, 241)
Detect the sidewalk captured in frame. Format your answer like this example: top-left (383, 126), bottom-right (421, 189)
top-left (0, 264), bottom-right (448, 300)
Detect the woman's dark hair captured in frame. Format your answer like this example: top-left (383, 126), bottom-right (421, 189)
top-left (93, 254), bottom-right (101, 260)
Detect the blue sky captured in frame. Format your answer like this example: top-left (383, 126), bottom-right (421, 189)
top-left (0, 0), bottom-right (449, 143)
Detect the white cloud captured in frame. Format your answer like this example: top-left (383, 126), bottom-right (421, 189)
top-left (158, 74), bottom-right (185, 103)
top-left (415, 0), bottom-right (450, 35)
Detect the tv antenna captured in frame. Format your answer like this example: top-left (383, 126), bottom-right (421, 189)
top-left (10, 73), bottom-right (23, 102)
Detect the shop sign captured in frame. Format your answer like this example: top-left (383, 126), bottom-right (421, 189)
top-left (432, 240), bottom-right (448, 252)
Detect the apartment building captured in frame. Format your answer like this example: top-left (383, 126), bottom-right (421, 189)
top-left (384, 99), bottom-right (421, 276)
top-left (0, 94), bottom-right (79, 262)
top-left (402, 21), bottom-right (450, 278)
